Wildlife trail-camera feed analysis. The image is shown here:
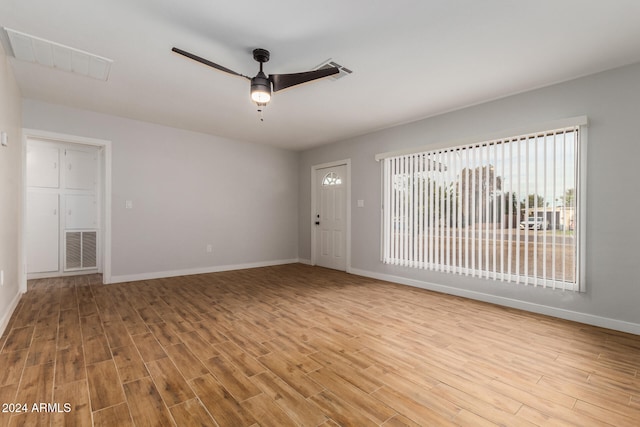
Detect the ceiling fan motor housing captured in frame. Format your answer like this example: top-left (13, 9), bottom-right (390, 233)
top-left (250, 71), bottom-right (271, 104)
top-left (253, 48), bottom-right (270, 63)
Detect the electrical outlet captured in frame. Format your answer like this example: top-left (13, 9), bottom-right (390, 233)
top-left (206, 244), bottom-right (212, 253)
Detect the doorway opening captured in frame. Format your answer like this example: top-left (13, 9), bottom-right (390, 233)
top-left (21, 129), bottom-right (111, 291)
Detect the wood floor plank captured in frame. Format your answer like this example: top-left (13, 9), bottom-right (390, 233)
top-left (0, 350), bottom-right (28, 386)
top-left (25, 338), bottom-right (56, 366)
top-left (515, 404), bottom-right (591, 427)
top-left (309, 367), bottom-right (397, 424)
top-left (7, 411), bottom-right (50, 427)
top-left (309, 390), bottom-right (386, 427)
top-left (252, 370), bottom-right (328, 426)
top-left (146, 356), bottom-right (195, 406)
top-left (1, 326), bottom-right (34, 353)
top-left (147, 322), bottom-right (182, 347)
top-left (169, 398), bottom-right (217, 427)
top-left (15, 362), bottom-right (54, 404)
top-left (112, 344), bottom-right (149, 383)
top-left (179, 330), bottom-right (220, 361)
top-left (32, 315), bottom-right (59, 342)
top-left (429, 383), bottom-right (534, 427)
top-left (452, 409), bottom-right (501, 427)
top-left (136, 307), bottom-right (163, 324)
top-left (630, 394), bottom-right (640, 409)
top-left (81, 314), bottom-right (104, 339)
top-left (130, 332), bottom-right (167, 362)
top-left (573, 399), bottom-right (640, 427)
top-left (261, 338), bottom-right (323, 374)
top-left (86, 359), bottom-right (126, 411)
top-left (309, 350), bottom-right (384, 394)
top-left (57, 325), bottom-right (83, 351)
top-left (191, 320), bottom-right (228, 345)
top-left (204, 355), bottom-right (262, 402)
top-left (215, 340), bottom-right (266, 377)
top-left (123, 377), bottom-right (175, 427)
top-left (382, 414), bottom-right (425, 427)
top-left (0, 384), bottom-right (18, 427)
top-left (224, 329), bottom-right (271, 359)
top-left (372, 385), bottom-right (459, 426)
top-left (538, 375), bottom-right (640, 417)
top-left (102, 320), bottom-right (133, 349)
top-left (164, 342), bottom-right (209, 380)
top-left (257, 350), bottom-right (325, 398)
top-left (83, 333), bottom-right (112, 364)
top-left (189, 373), bottom-right (257, 427)
top-left (52, 380), bottom-right (92, 427)
top-left (92, 402), bottom-right (134, 427)
top-left (365, 363), bottom-right (462, 419)
top-left (242, 393), bottom-right (298, 427)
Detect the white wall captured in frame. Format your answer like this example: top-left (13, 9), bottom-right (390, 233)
top-left (0, 45), bottom-right (23, 335)
top-left (22, 100), bottom-right (300, 282)
top-left (299, 61), bottom-right (640, 333)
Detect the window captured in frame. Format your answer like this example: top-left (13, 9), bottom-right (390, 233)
top-left (322, 172), bottom-right (343, 186)
top-left (379, 120), bottom-right (586, 291)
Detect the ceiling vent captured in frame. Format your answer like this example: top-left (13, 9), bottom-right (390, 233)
top-left (3, 27), bottom-right (113, 81)
top-left (314, 60), bottom-right (353, 80)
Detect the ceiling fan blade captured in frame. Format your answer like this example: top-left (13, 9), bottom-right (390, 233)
top-left (269, 67), bottom-right (339, 92)
top-left (172, 47), bottom-right (250, 80)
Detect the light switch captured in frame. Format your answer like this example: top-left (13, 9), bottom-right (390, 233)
top-left (125, 200), bottom-right (133, 209)
top-left (1, 131), bottom-right (7, 147)
top-left (357, 199), bottom-right (365, 208)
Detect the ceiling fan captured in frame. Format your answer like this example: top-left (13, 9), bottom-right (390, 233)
top-left (171, 47), bottom-right (339, 107)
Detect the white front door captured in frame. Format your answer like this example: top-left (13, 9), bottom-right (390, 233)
top-left (315, 165), bottom-right (347, 271)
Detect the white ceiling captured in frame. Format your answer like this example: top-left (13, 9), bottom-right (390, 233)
top-left (2, 1), bottom-right (640, 150)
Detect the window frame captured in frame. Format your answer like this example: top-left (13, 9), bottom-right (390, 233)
top-left (376, 117), bottom-right (588, 292)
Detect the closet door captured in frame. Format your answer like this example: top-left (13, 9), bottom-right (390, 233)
top-left (26, 191), bottom-right (59, 273)
top-left (26, 144), bottom-right (61, 274)
top-left (65, 149), bottom-right (97, 190)
top-left (26, 145), bottom-right (59, 188)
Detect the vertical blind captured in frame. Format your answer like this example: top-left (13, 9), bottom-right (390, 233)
top-left (381, 125), bottom-right (583, 291)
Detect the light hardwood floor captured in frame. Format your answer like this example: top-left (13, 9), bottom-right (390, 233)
top-left (1, 264), bottom-right (639, 426)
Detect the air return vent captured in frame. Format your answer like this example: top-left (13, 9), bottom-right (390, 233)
top-left (3, 27), bottom-right (113, 81)
top-left (314, 59), bottom-right (353, 80)
top-left (65, 230), bottom-right (97, 271)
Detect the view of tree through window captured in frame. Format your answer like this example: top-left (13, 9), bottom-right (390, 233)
top-left (382, 126), bottom-right (582, 290)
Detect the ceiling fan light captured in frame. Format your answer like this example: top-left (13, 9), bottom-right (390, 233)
top-left (251, 88), bottom-right (270, 104)
top-left (250, 72), bottom-right (271, 104)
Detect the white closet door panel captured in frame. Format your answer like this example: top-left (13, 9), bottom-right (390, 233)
top-left (65, 149), bottom-right (97, 190)
top-left (26, 191), bottom-right (59, 273)
top-left (26, 145), bottom-right (59, 188)
top-left (65, 194), bottom-right (97, 229)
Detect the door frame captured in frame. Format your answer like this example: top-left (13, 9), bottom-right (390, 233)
top-left (311, 159), bottom-right (351, 272)
top-left (21, 129), bottom-right (112, 291)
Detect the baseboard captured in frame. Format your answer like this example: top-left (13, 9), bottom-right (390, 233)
top-left (349, 267), bottom-right (640, 336)
top-left (109, 258), bottom-right (301, 284)
top-left (0, 290), bottom-right (23, 337)
top-left (297, 258), bottom-right (312, 266)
